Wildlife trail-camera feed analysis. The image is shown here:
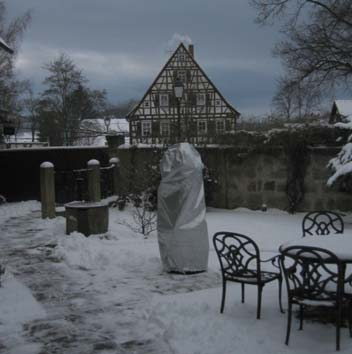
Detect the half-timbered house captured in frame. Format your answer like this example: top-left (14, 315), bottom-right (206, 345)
top-left (127, 43), bottom-right (240, 145)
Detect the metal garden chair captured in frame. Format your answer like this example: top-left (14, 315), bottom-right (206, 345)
top-left (213, 231), bottom-right (284, 319)
top-left (280, 245), bottom-right (350, 351)
top-left (302, 211), bottom-right (344, 237)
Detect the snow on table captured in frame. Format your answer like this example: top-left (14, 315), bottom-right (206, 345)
top-left (280, 234), bottom-right (352, 262)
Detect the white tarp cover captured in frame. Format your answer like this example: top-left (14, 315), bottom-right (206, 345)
top-left (157, 142), bottom-right (209, 273)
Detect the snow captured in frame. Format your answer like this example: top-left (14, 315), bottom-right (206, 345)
top-left (0, 276), bottom-right (46, 344)
top-left (333, 100), bottom-right (352, 130)
top-left (109, 157), bottom-right (120, 164)
top-left (65, 201), bottom-right (108, 209)
top-left (329, 100), bottom-right (352, 184)
top-left (0, 200), bottom-right (40, 223)
top-left (2, 145), bottom-right (108, 152)
top-left (6, 130), bottom-right (38, 143)
top-left (334, 100), bottom-right (352, 118)
top-left (1, 202), bottom-right (352, 353)
top-left (40, 161), bottom-right (54, 168)
top-left (328, 160), bottom-right (352, 186)
top-left (87, 159), bottom-right (100, 166)
top-left (280, 234), bottom-right (352, 261)
top-left (328, 143), bottom-right (352, 185)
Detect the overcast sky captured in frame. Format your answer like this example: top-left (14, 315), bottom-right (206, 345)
top-left (8, 0), bottom-right (284, 117)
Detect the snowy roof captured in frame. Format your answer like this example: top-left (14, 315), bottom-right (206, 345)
top-left (334, 100), bottom-right (352, 118)
top-left (0, 36), bottom-right (13, 54)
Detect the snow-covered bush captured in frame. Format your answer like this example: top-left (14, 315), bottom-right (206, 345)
top-left (328, 110), bottom-right (352, 189)
top-left (328, 143), bottom-right (352, 187)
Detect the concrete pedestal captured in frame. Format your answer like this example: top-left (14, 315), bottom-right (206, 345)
top-left (65, 201), bottom-right (109, 236)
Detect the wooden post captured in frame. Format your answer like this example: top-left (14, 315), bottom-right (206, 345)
top-left (87, 159), bottom-right (101, 202)
top-left (109, 157), bottom-right (120, 196)
top-left (40, 161), bottom-right (56, 219)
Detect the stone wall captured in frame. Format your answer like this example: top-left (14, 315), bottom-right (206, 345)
top-left (201, 148), bottom-right (289, 210)
top-left (113, 145), bottom-right (352, 212)
top-left (303, 147), bottom-right (352, 211)
top-left (1, 142), bottom-right (351, 212)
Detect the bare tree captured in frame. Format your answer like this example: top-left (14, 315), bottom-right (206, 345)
top-left (272, 76), bottom-right (321, 120)
top-left (41, 53), bottom-right (86, 145)
top-left (251, 1), bottom-right (352, 187)
top-left (250, 0), bottom-right (352, 90)
top-left (131, 199), bottom-right (157, 237)
top-left (106, 99), bottom-right (139, 117)
top-left (22, 83), bottom-right (40, 141)
top-left (40, 55), bottom-right (113, 145)
top-left (69, 84), bottom-right (109, 121)
top-left (0, 2), bottom-right (31, 112)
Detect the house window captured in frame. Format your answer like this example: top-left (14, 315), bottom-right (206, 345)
top-left (177, 70), bottom-right (187, 83)
top-left (216, 119), bottom-right (225, 134)
top-left (144, 101), bottom-right (150, 108)
top-left (160, 121), bottom-right (170, 136)
top-left (197, 93), bottom-right (206, 106)
top-left (178, 54), bottom-right (185, 62)
top-left (215, 99), bottom-right (221, 106)
top-left (160, 94), bottom-right (169, 107)
top-left (197, 120), bottom-right (207, 135)
top-left (142, 121), bottom-right (152, 137)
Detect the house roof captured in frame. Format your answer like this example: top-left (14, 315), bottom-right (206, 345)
top-left (0, 36), bottom-right (13, 54)
top-left (333, 100), bottom-right (352, 118)
top-left (126, 42), bottom-right (240, 118)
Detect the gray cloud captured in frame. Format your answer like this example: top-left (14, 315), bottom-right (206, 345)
top-left (8, 0), bottom-right (282, 115)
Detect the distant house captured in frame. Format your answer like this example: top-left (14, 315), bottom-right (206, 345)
top-left (77, 117), bottom-right (129, 146)
top-left (127, 43), bottom-right (240, 145)
top-left (330, 100), bottom-right (352, 124)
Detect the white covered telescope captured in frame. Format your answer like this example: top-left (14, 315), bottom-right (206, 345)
top-left (157, 143), bottom-right (209, 273)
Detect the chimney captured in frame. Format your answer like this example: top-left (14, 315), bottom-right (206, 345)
top-left (188, 44), bottom-right (194, 58)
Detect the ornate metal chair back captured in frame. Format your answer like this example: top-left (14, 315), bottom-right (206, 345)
top-left (213, 232), bottom-right (261, 281)
top-left (280, 246), bottom-right (345, 302)
top-left (302, 211), bottom-right (344, 237)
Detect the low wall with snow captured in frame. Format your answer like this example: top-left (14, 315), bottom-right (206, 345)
top-left (114, 145), bottom-right (352, 212)
top-left (0, 146), bottom-right (110, 202)
top-left (1, 143), bottom-right (351, 211)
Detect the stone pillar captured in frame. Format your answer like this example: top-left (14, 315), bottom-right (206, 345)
top-left (109, 157), bottom-right (120, 196)
top-left (87, 159), bottom-right (101, 202)
top-left (40, 161), bottom-right (56, 219)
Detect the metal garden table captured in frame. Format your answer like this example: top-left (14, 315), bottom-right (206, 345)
top-left (279, 234), bottom-right (352, 264)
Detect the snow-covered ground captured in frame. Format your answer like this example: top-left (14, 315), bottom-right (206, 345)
top-left (0, 202), bottom-right (352, 353)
